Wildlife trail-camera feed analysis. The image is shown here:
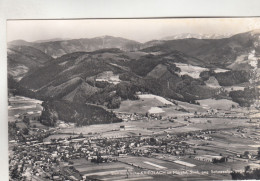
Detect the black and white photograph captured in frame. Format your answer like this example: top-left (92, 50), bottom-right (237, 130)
top-left (6, 17), bottom-right (260, 180)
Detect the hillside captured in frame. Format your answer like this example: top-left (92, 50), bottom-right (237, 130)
top-left (8, 30), bottom-right (260, 67)
top-left (200, 70), bottom-right (251, 86)
top-left (10, 30), bottom-right (260, 111)
top-left (18, 47), bottom-right (225, 108)
top-left (141, 30), bottom-right (260, 68)
top-left (8, 36), bottom-right (141, 58)
top-left (39, 100), bottom-right (122, 126)
top-left (8, 45), bottom-right (53, 80)
top-left (19, 49), bottom-right (131, 89)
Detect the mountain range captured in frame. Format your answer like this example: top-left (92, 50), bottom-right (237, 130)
top-left (7, 30), bottom-right (260, 120)
top-left (8, 36), bottom-right (141, 58)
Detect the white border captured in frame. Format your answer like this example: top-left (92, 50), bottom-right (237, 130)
top-left (1, 0), bottom-right (260, 180)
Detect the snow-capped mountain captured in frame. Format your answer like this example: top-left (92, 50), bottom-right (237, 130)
top-left (161, 33), bottom-right (232, 40)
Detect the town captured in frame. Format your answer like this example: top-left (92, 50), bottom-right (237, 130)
top-left (8, 96), bottom-right (260, 180)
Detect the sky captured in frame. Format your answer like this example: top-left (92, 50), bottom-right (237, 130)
top-left (7, 18), bottom-right (260, 43)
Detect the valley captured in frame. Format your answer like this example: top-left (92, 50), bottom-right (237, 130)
top-left (7, 28), bottom-right (260, 181)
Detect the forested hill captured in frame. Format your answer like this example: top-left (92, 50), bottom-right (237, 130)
top-left (8, 30), bottom-right (260, 126)
top-left (39, 100), bottom-right (122, 127)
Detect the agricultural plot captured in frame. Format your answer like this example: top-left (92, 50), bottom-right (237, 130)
top-left (115, 98), bottom-right (166, 114)
top-left (96, 71), bottom-right (121, 85)
top-left (173, 100), bottom-right (207, 113)
top-left (59, 118), bottom-right (185, 137)
top-left (116, 94), bottom-right (198, 117)
top-left (15, 121), bottom-right (27, 129)
top-left (197, 99), bottom-right (238, 110)
top-left (8, 96), bottom-right (43, 122)
top-left (189, 118), bottom-right (250, 129)
top-left (69, 159), bottom-right (150, 181)
top-left (118, 156), bottom-right (184, 171)
top-left (30, 119), bottom-right (48, 129)
top-left (116, 94), bottom-right (177, 114)
top-left (174, 63), bottom-right (208, 79)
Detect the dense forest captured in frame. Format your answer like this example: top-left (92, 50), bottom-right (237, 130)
top-left (39, 100), bottom-right (122, 127)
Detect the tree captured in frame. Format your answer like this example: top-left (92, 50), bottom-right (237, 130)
top-left (245, 165), bottom-right (251, 173)
top-left (12, 146), bottom-right (18, 151)
top-left (79, 132), bottom-right (84, 138)
top-left (257, 147), bottom-right (260, 159)
top-left (145, 112), bottom-right (149, 117)
top-left (22, 116), bottom-right (30, 125)
top-left (10, 166), bottom-right (20, 180)
top-left (231, 167), bottom-right (260, 180)
top-left (22, 128), bottom-right (29, 135)
top-left (107, 96), bottom-right (121, 109)
top-left (244, 151), bottom-right (250, 157)
top-left (150, 137), bottom-right (156, 145)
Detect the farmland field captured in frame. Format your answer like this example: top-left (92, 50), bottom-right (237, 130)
top-left (197, 99), bottom-right (238, 110)
top-left (115, 94), bottom-right (197, 117)
top-left (69, 158), bottom-right (153, 181)
top-left (8, 96), bottom-right (43, 122)
top-left (175, 63), bottom-right (208, 79)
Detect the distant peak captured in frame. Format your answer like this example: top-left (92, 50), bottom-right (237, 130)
top-left (8, 39), bottom-right (28, 43)
top-left (93, 35), bottom-right (114, 39)
top-left (33, 38), bottom-right (69, 43)
top-left (250, 29), bottom-right (260, 34)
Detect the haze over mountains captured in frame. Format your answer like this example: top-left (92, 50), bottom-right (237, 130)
top-left (7, 30), bottom-right (260, 114)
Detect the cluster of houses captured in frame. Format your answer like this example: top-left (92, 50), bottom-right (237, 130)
top-left (10, 124), bottom-right (233, 180)
top-left (115, 112), bottom-right (146, 122)
top-left (10, 107), bottom-right (258, 180)
top-left (9, 127), bottom-right (203, 180)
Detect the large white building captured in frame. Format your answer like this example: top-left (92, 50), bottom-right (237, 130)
top-left (195, 155), bottom-right (227, 163)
